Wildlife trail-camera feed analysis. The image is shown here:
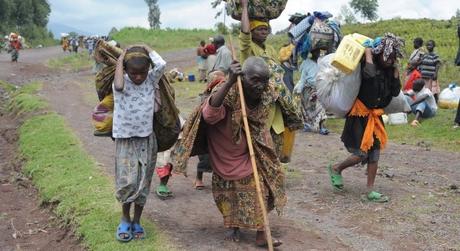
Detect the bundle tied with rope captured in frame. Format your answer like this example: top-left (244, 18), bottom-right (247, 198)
top-left (224, 0), bottom-right (287, 21)
top-left (92, 40), bottom-right (180, 152)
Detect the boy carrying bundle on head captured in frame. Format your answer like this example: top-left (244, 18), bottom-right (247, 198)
top-left (112, 44), bottom-right (166, 242)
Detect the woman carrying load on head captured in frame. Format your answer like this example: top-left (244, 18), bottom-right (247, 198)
top-left (8, 33), bottom-right (22, 62)
top-left (238, 0), bottom-right (302, 163)
top-left (327, 33), bottom-right (404, 203)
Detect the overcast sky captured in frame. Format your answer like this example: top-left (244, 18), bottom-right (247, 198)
top-left (48, 0), bottom-right (459, 35)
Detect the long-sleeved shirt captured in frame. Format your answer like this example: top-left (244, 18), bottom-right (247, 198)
top-left (296, 58), bottom-right (318, 90)
top-left (202, 98), bottom-right (253, 180)
top-left (239, 31), bottom-right (278, 64)
top-left (209, 45), bottom-right (233, 74)
top-left (358, 62), bottom-right (401, 109)
top-left (112, 51), bottom-right (166, 138)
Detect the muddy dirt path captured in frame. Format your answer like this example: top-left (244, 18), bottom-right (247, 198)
top-left (0, 49), bottom-right (83, 250)
top-left (1, 47), bottom-right (460, 251)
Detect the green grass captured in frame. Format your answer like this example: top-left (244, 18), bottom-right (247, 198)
top-left (326, 109), bottom-right (460, 152)
top-left (0, 80), bottom-right (17, 92)
top-left (112, 27), bottom-right (216, 52)
top-left (342, 18), bottom-right (460, 88)
top-left (170, 67), bottom-right (207, 116)
top-left (268, 18), bottom-right (460, 89)
top-left (6, 81), bottom-right (47, 114)
top-left (47, 52), bottom-right (93, 72)
top-left (3, 83), bottom-right (171, 250)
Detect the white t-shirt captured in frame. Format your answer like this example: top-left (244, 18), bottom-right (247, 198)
top-left (112, 51), bottom-right (166, 138)
top-left (416, 87), bottom-right (437, 111)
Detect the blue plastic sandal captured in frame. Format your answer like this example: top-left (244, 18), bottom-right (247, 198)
top-left (116, 219), bottom-right (133, 242)
top-left (132, 223), bottom-right (146, 240)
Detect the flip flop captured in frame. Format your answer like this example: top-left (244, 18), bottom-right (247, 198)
top-left (319, 128), bottom-right (329, 135)
top-left (361, 191), bottom-right (389, 203)
top-left (115, 219), bottom-right (133, 242)
top-left (155, 184), bottom-right (173, 200)
top-left (131, 223), bottom-right (145, 240)
top-left (327, 164), bottom-right (344, 191)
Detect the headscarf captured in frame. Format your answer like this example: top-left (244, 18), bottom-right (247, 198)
top-left (371, 32), bottom-right (405, 62)
top-left (124, 51), bottom-right (150, 62)
top-left (250, 20), bottom-right (269, 31)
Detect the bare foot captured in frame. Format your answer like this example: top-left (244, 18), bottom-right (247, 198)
top-left (225, 227), bottom-right (241, 242)
top-left (195, 179), bottom-right (204, 190)
top-left (255, 230), bottom-right (283, 247)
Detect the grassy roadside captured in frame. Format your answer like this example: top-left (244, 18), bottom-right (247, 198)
top-left (47, 52), bottom-right (93, 72)
top-left (3, 81), bottom-right (171, 251)
top-left (326, 109), bottom-right (460, 152)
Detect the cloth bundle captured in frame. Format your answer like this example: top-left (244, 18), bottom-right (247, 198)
top-left (224, 0), bottom-right (287, 21)
top-left (316, 53), bottom-right (361, 118)
top-left (383, 91), bottom-right (411, 114)
top-left (438, 84), bottom-right (460, 109)
top-left (92, 93), bottom-right (114, 136)
top-left (290, 12), bottom-right (341, 60)
top-left (92, 40), bottom-right (180, 152)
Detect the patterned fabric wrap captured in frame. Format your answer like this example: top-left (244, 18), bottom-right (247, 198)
top-left (172, 81), bottom-right (288, 214)
top-left (264, 58), bottom-right (303, 132)
top-left (225, 0), bottom-right (287, 21)
top-left (95, 65), bottom-right (116, 101)
top-left (115, 133), bottom-right (157, 206)
top-left (371, 33), bottom-right (405, 62)
top-left (300, 86), bottom-right (327, 132)
top-left (92, 40), bottom-right (180, 151)
top-left (154, 75), bottom-right (181, 152)
top-left (212, 173), bottom-right (269, 230)
top-left (92, 93), bottom-right (114, 136)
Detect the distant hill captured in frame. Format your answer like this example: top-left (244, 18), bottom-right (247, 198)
top-left (47, 22), bottom-right (91, 38)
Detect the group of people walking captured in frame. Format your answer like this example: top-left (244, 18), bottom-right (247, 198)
top-left (100, 1), bottom-right (459, 248)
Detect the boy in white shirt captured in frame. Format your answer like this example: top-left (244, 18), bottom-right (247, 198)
top-left (405, 79), bottom-right (437, 127)
top-left (112, 45), bottom-right (166, 241)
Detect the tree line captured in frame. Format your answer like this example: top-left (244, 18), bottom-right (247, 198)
top-left (0, 0), bottom-right (54, 45)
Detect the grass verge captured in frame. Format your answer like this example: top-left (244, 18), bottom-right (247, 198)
top-left (47, 52), bottom-right (93, 72)
top-left (4, 82), bottom-right (170, 250)
top-left (326, 109), bottom-right (460, 152)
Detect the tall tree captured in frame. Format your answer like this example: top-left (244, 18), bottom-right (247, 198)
top-left (349, 0), bottom-right (379, 21)
top-left (145, 0), bottom-right (161, 29)
top-left (0, 0), bottom-right (53, 45)
top-left (338, 4), bottom-right (357, 24)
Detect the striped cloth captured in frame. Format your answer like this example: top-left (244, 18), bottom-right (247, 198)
top-left (418, 52), bottom-right (440, 79)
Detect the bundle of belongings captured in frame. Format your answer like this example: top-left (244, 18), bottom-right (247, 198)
top-left (438, 83), bottom-right (460, 109)
top-left (288, 11), bottom-right (342, 61)
top-left (316, 33), bottom-right (410, 118)
top-left (92, 40), bottom-right (180, 152)
top-left (224, 0), bottom-right (287, 20)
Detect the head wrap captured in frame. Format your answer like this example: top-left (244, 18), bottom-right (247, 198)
top-left (250, 20), bottom-right (269, 31)
top-left (371, 32), bottom-right (405, 62)
top-left (124, 51), bottom-right (150, 64)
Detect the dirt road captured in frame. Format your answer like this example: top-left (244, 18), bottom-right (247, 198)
top-left (0, 47), bottom-right (83, 250)
top-left (1, 47), bottom-right (459, 250)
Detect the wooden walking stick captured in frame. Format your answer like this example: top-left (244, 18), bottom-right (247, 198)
top-left (227, 36), bottom-right (274, 251)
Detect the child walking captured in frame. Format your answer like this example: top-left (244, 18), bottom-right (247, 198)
top-left (112, 44), bottom-right (166, 242)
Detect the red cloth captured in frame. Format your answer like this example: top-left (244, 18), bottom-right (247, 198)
top-left (156, 163), bottom-right (172, 178)
top-left (404, 69), bottom-right (421, 91)
top-left (10, 40), bottom-right (22, 50)
top-left (202, 98), bottom-right (253, 180)
top-left (204, 44), bottom-right (216, 55)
